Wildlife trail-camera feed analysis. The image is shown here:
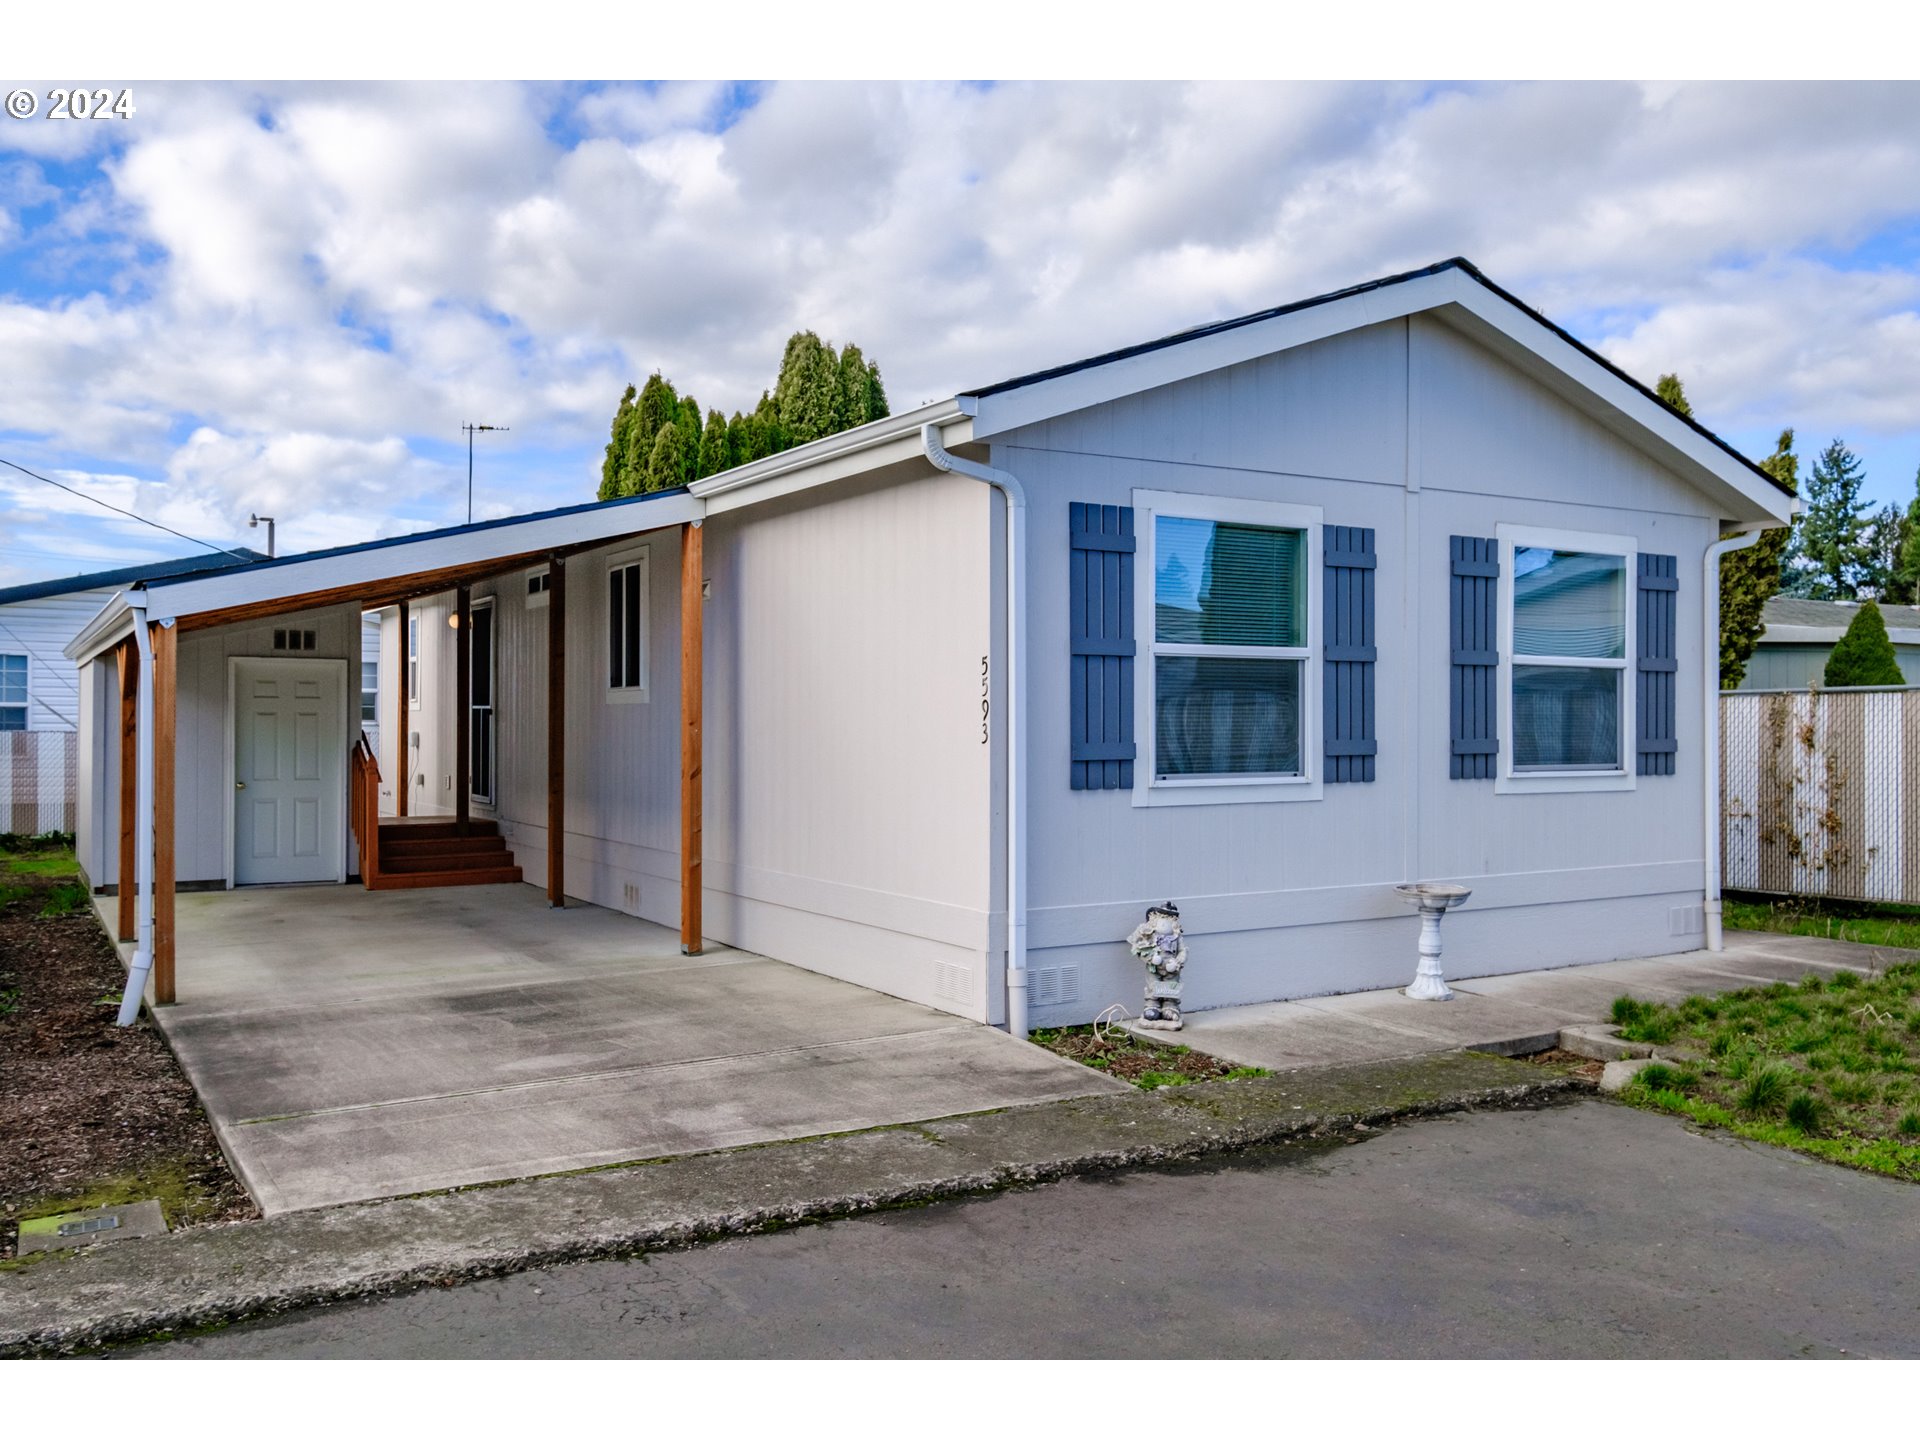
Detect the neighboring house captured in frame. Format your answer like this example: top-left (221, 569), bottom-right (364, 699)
top-left (64, 258), bottom-right (1795, 1031)
top-left (1734, 596), bottom-right (1920, 690)
top-left (0, 550), bottom-right (263, 832)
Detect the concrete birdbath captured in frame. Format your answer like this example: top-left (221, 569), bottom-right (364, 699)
top-left (1394, 882), bottom-right (1472, 1001)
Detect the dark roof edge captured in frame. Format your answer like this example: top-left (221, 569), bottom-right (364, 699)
top-left (963, 256), bottom-right (1791, 502)
top-left (0, 548), bottom-right (267, 608)
top-left (139, 486), bottom-right (692, 590)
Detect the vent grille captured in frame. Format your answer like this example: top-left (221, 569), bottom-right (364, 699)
top-left (930, 960), bottom-right (970, 1004)
top-left (1029, 965), bottom-right (1080, 1008)
top-left (1669, 905), bottom-right (1705, 938)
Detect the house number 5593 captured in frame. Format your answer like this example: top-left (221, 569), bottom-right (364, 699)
top-left (980, 656), bottom-right (990, 743)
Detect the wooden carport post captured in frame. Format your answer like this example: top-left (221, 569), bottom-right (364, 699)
top-left (151, 619), bottom-right (177, 1006)
top-left (114, 637), bottom-right (138, 941)
top-left (546, 556), bottom-right (566, 907)
top-left (680, 522), bottom-right (703, 956)
top-left (395, 597), bottom-right (410, 816)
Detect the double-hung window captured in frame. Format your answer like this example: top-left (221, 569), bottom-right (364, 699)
top-left (607, 545), bottom-right (649, 703)
top-left (0, 654), bottom-right (26, 730)
top-left (1500, 526), bottom-right (1634, 791)
top-left (1134, 491), bottom-right (1321, 805)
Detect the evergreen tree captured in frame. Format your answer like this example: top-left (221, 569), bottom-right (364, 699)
top-left (698, 407), bottom-right (731, 479)
top-left (1861, 504), bottom-right (1909, 603)
top-left (836, 343), bottom-right (889, 430)
top-left (1823, 599), bottom-right (1905, 687)
top-left (863, 357), bottom-right (889, 424)
top-left (1655, 372), bottom-right (1689, 413)
top-left (1892, 463), bottom-right (1920, 606)
top-left (775, 330), bottom-right (841, 445)
top-left (644, 421), bottom-right (689, 493)
top-left (599, 383), bottom-right (637, 500)
top-left (1720, 429), bottom-right (1799, 688)
top-left (1784, 439), bottom-right (1872, 600)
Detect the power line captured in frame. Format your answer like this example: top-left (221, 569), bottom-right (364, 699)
top-left (0, 454), bottom-right (255, 563)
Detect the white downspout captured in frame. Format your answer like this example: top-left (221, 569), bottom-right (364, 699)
top-left (116, 599), bottom-right (156, 1026)
top-left (922, 423), bottom-right (1029, 1039)
top-left (1702, 522), bottom-right (1775, 952)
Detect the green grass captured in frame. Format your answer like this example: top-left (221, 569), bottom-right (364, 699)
top-left (1, 850), bottom-right (79, 878)
top-left (1606, 956), bottom-right (1920, 1180)
top-left (37, 881), bottom-right (89, 918)
top-left (1726, 896), bottom-right (1920, 952)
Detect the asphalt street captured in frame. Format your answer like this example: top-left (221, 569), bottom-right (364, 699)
top-left (129, 1099), bottom-right (1920, 1359)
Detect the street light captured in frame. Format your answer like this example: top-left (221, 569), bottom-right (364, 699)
top-left (249, 513), bottom-right (276, 558)
top-left (462, 423), bottom-right (510, 525)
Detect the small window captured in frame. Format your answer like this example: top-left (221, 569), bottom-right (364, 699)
top-left (606, 546), bottom-right (649, 703)
top-left (526, 569), bottom-right (551, 610)
top-left (407, 616), bottom-right (420, 708)
top-left (1510, 548), bottom-right (1627, 772)
top-left (361, 659), bottom-right (379, 723)
top-left (272, 628), bottom-right (317, 652)
top-left (0, 653), bottom-right (26, 730)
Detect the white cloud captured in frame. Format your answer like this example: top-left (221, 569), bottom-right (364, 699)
top-left (5, 78), bottom-right (1920, 580)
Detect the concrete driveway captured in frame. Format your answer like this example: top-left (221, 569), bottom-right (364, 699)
top-left (113, 886), bottom-right (1119, 1215)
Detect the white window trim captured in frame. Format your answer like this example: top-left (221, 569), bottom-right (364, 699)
top-left (526, 567), bottom-right (551, 610)
top-left (0, 651), bottom-right (29, 731)
top-left (1131, 489), bottom-right (1324, 808)
top-left (606, 544), bottom-right (650, 705)
top-left (1495, 523), bottom-right (1638, 795)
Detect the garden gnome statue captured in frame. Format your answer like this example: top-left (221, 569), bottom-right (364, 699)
top-left (1128, 902), bottom-right (1187, 1030)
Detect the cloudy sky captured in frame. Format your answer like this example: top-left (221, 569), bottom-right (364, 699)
top-left (3, 78), bottom-right (1919, 585)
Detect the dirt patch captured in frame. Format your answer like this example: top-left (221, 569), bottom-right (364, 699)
top-left (0, 843), bottom-right (254, 1260)
top-left (1031, 1022), bottom-right (1267, 1089)
top-left (1519, 1046), bottom-right (1605, 1084)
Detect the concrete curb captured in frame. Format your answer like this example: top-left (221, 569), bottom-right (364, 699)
top-left (0, 1049), bottom-right (1589, 1357)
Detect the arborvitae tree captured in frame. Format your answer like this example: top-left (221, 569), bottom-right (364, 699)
top-left (1823, 599), bottom-right (1906, 687)
top-left (644, 422), bottom-right (689, 493)
top-left (1891, 463), bottom-right (1920, 606)
top-left (863, 358), bottom-right (889, 424)
top-left (775, 330), bottom-right (841, 445)
top-left (836, 343), bottom-right (888, 431)
top-left (1655, 372), bottom-right (1689, 413)
top-left (698, 407), bottom-right (730, 479)
top-left (1721, 429), bottom-right (1800, 687)
top-left (1785, 438), bottom-right (1872, 600)
top-left (600, 383), bottom-right (637, 500)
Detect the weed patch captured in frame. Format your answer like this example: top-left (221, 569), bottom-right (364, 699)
top-left (1030, 1023), bottom-right (1269, 1090)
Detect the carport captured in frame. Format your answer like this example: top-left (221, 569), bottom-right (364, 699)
top-left (98, 884), bottom-right (1117, 1214)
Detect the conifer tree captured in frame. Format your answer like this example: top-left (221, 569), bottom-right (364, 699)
top-left (644, 422), bottom-right (689, 493)
top-left (1823, 599), bottom-right (1905, 687)
top-left (1719, 429), bottom-right (1799, 687)
top-left (1784, 438), bottom-right (1872, 600)
top-left (775, 330), bottom-right (841, 445)
top-left (600, 383), bottom-right (637, 500)
top-left (698, 407), bottom-right (730, 479)
top-left (1891, 464), bottom-right (1920, 606)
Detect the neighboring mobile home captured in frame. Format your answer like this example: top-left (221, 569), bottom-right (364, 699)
top-left (1734, 595), bottom-right (1920, 690)
top-left (66, 259), bottom-right (1796, 1033)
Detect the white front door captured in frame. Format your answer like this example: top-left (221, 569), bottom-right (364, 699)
top-left (234, 659), bottom-right (345, 885)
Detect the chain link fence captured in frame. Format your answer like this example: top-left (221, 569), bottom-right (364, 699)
top-left (0, 730), bottom-right (76, 836)
top-left (1722, 687), bottom-right (1920, 904)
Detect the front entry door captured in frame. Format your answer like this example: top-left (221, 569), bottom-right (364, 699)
top-left (234, 659), bottom-right (345, 885)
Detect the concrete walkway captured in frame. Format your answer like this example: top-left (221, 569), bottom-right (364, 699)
top-left (101, 885), bottom-right (1120, 1215)
top-left (1157, 931), bottom-right (1889, 1072)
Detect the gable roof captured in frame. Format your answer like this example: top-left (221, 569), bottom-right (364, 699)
top-left (1762, 595), bottom-right (1920, 644)
top-left (0, 548), bottom-right (267, 609)
top-left (948, 257), bottom-right (1794, 527)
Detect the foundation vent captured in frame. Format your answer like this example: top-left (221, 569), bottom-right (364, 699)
top-left (1669, 904), bottom-right (1705, 937)
top-left (1029, 964), bottom-right (1080, 1008)
top-left (930, 960), bottom-right (971, 1005)
top-left (622, 882), bottom-right (641, 913)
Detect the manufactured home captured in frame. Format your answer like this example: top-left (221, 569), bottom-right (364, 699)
top-left (66, 259), bottom-right (1796, 1035)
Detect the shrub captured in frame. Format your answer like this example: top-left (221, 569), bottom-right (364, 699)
top-left (1823, 600), bottom-right (1906, 688)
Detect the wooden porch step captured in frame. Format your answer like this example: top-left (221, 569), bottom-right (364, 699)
top-left (382, 849), bottom-right (522, 875)
top-left (366, 865), bottom-right (524, 890)
top-left (382, 834), bottom-right (509, 860)
top-left (378, 817), bottom-right (500, 842)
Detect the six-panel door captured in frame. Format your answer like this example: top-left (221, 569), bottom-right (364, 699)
top-left (234, 660), bottom-right (345, 885)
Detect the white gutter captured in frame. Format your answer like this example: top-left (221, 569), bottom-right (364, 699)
top-left (1703, 521), bottom-right (1777, 952)
top-left (922, 423), bottom-right (1030, 1040)
top-left (116, 599), bottom-right (156, 1027)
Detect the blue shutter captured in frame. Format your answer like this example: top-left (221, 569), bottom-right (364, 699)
top-left (1323, 525), bottom-right (1377, 783)
top-left (1450, 536), bottom-right (1499, 779)
top-left (1070, 503), bottom-right (1136, 790)
top-left (1637, 553), bottom-right (1678, 776)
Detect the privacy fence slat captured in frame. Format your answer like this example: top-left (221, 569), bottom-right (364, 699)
top-left (1721, 688), bottom-right (1920, 904)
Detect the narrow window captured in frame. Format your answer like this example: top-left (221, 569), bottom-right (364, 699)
top-left (407, 615), bottom-right (420, 707)
top-left (361, 659), bottom-right (379, 723)
top-left (606, 547), bottom-right (650, 700)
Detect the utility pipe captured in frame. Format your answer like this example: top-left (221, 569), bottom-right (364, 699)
top-left (1702, 521), bottom-right (1777, 952)
top-left (116, 598), bottom-right (156, 1027)
top-left (922, 423), bottom-right (1030, 1039)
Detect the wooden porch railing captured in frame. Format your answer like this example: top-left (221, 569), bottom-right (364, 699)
top-left (349, 734), bottom-right (381, 890)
